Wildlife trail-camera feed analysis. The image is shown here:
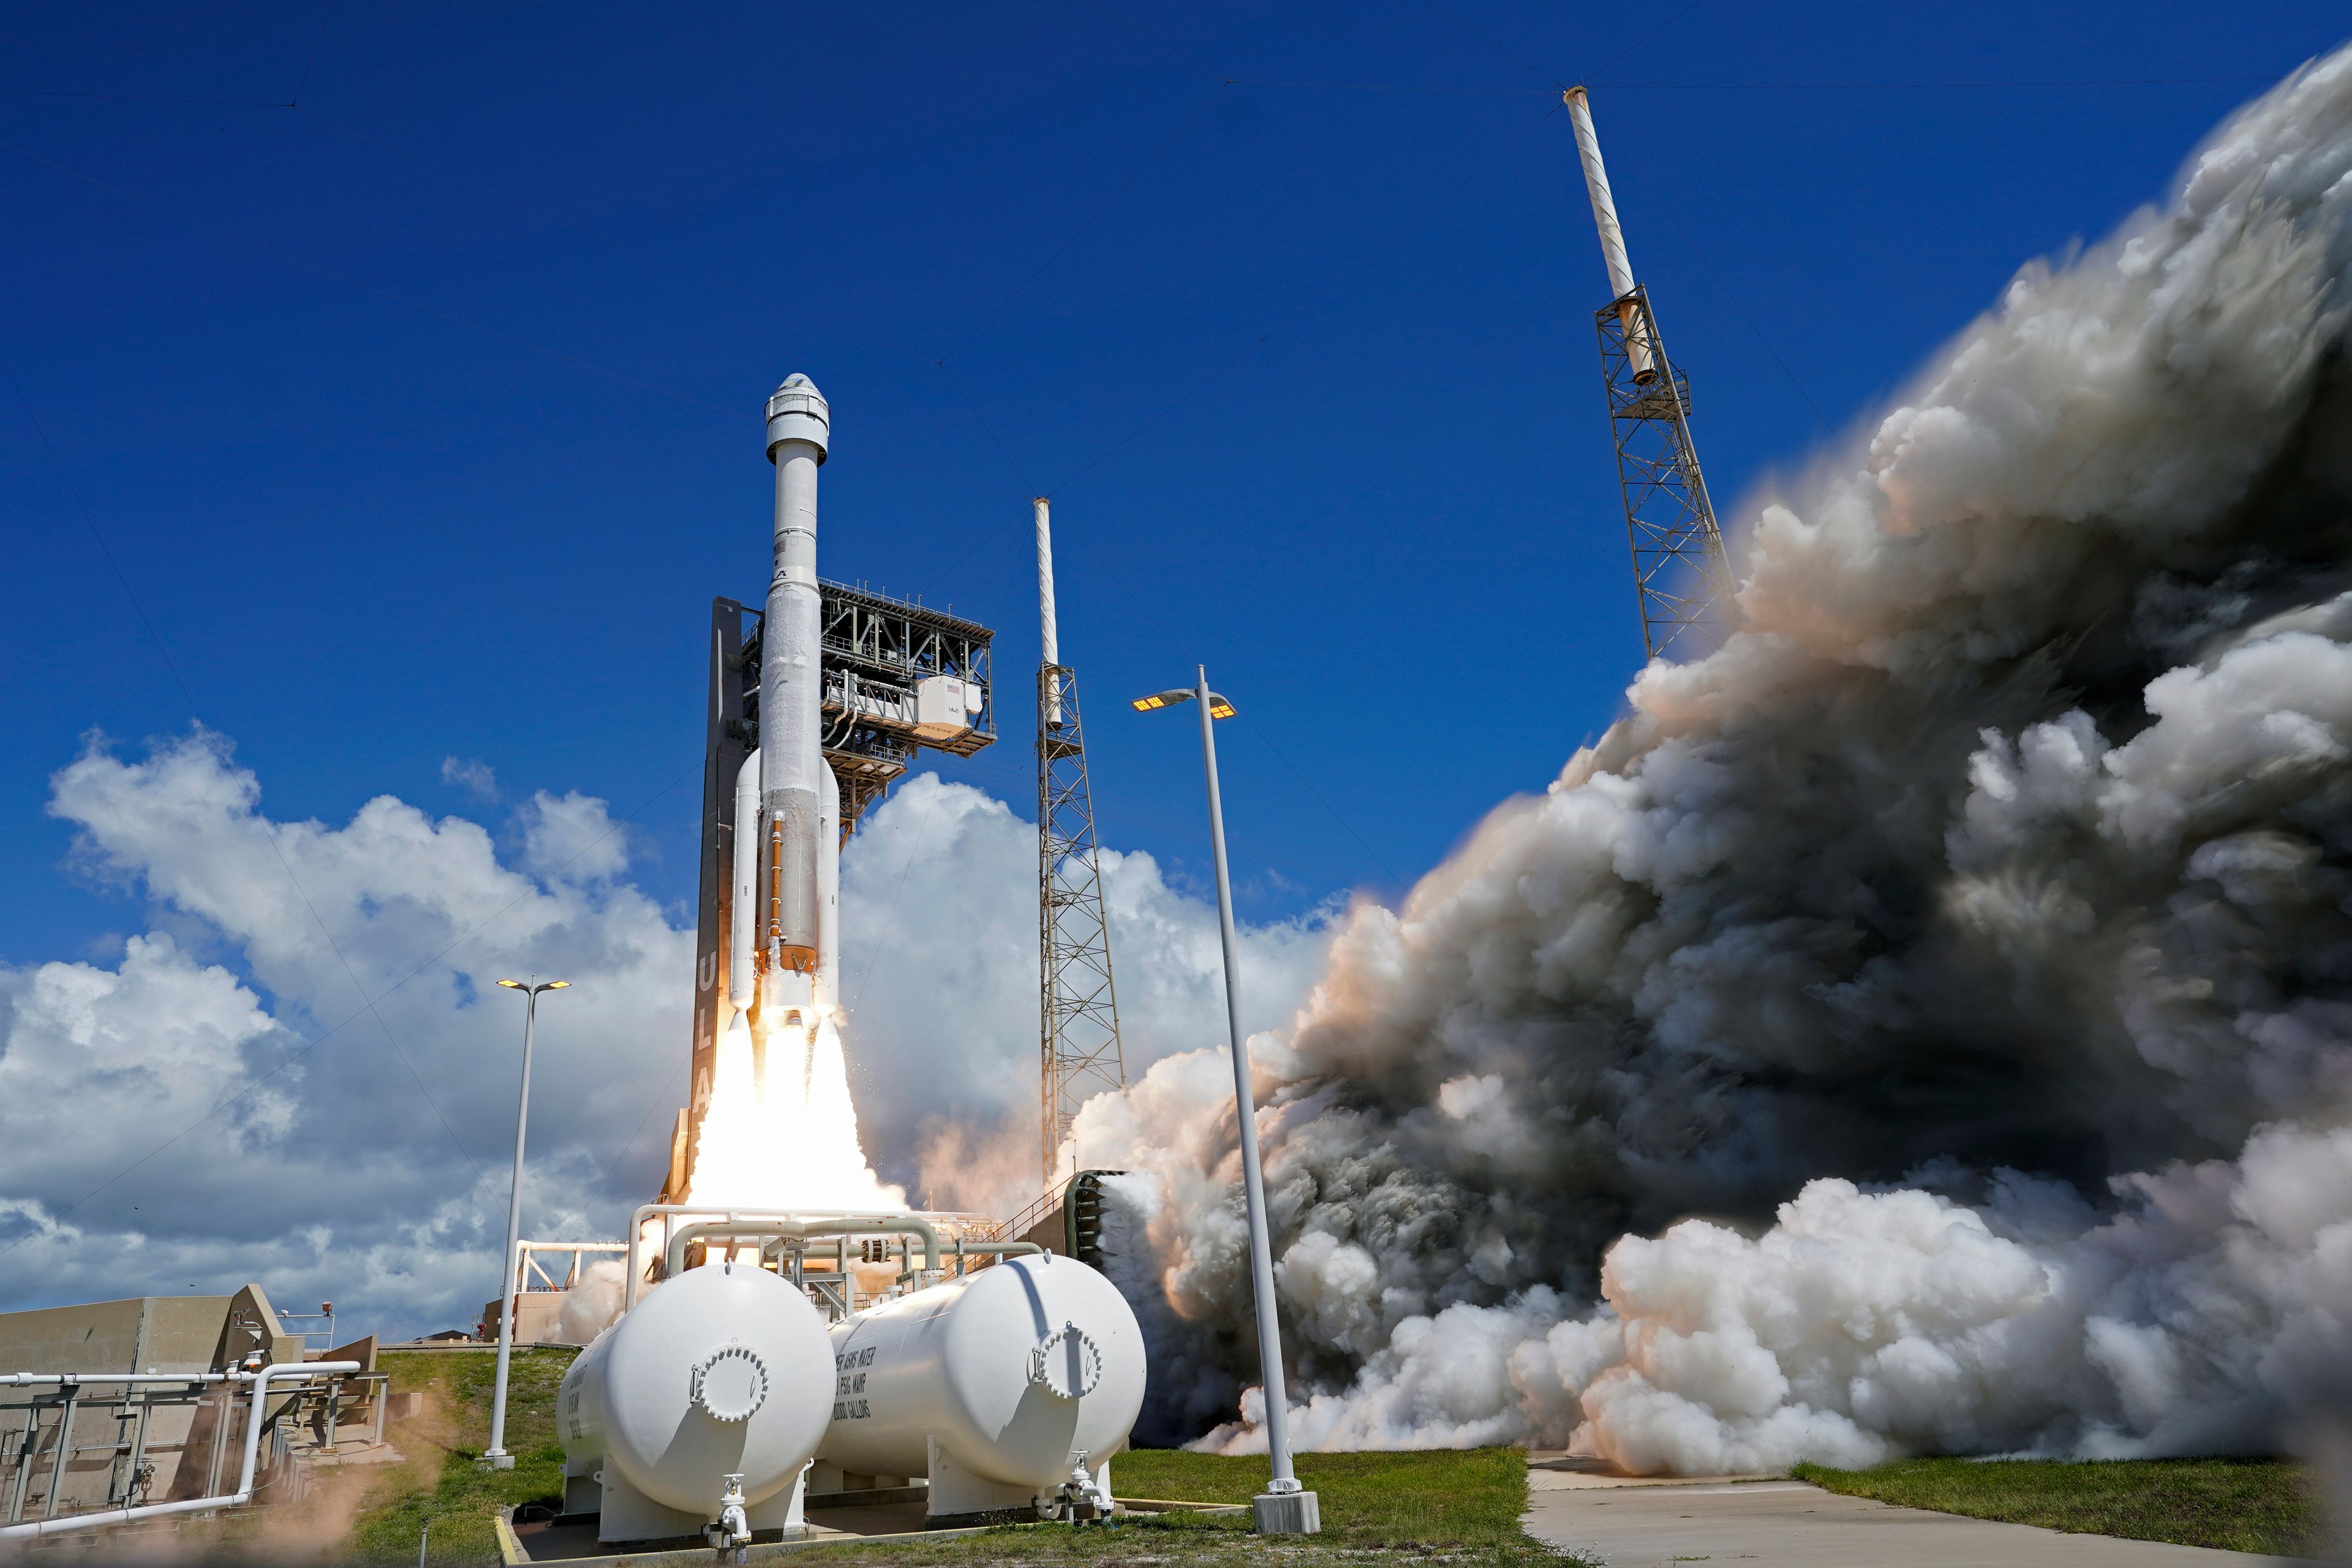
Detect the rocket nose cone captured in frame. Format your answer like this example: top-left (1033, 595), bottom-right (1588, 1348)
top-left (766, 374), bottom-right (831, 459)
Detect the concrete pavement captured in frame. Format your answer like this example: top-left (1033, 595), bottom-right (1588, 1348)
top-left (1520, 1457), bottom-right (2333, 1567)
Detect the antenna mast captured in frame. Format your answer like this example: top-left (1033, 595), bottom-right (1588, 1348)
top-left (1034, 498), bottom-right (1126, 1188)
top-left (1564, 88), bottom-right (1736, 661)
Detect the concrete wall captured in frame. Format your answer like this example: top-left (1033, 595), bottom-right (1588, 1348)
top-left (0, 1286), bottom-right (303, 1523)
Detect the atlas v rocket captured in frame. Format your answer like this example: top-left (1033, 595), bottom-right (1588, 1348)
top-left (730, 375), bottom-right (842, 1044)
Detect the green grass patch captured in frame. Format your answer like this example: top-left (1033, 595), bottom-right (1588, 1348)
top-left (1792, 1455), bottom-right (2323, 1557)
top-left (319, 1355), bottom-right (1575, 1567)
top-left (1115, 1447), bottom-right (1535, 1550)
top-left (341, 1346), bottom-right (579, 1563)
top-left (788, 1449), bottom-right (1564, 1568)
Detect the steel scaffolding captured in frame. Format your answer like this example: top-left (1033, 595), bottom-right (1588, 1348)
top-left (1037, 662), bottom-right (1125, 1185)
top-left (1594, 285), bottom-right (1736, 660)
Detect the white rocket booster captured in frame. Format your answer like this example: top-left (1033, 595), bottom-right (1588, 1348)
top-left (756, 374), bottom-right (832, 1030)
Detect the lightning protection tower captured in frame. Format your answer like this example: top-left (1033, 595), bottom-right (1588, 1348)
top-left (1033, 497), bottom-right (1126, 1188)
top-left (1565, 88), bottom-right (1737, 662)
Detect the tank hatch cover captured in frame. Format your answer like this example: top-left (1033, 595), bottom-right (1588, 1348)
top-left (691, 1344), bottom-right (769, 1423)
top-left (1029, 1326), bottom-right (1103, 1400)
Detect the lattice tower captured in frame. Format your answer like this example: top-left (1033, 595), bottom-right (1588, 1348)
top-left (1033, 499), bottom-right (1126, 1186)
top-left (1596, 285), bottom-right (1736, 659)
top-left (1566, 88), bottom-right (1736, 661)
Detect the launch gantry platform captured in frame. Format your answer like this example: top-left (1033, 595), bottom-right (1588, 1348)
top-left (674, 583), bottom-right (995, 1196)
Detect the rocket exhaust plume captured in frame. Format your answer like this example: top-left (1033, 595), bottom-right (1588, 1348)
top-left (1085, 50), bottom-right (2352, 1477)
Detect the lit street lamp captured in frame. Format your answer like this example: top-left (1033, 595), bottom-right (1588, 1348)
top-left (483, 977), bottom-right (568, 1470)
top-left (1131, 668), bottom-right (1319, 1536)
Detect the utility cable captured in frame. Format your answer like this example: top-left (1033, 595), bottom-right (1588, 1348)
top-left (846, 785), bottom-right (947, 1015)
top-left (0, 86), bottom-right (288, 107)
top-left (937, 82), bottom-right (1230, 367)
top-left (598, 1058), bottom-right (691, 1194)
top-left (1233, 711), bottom-right (1407, 888)
top-left (0, 345), bottom-right (506, 1204)
top-left (0, 136), bottom-right (738, 421)
top-left (290, 0), bottom-right (338, 108)
top-left (1046, 97), bottom-right (1564, 499)
top-left (1221, 79), bottom-right (1549, 94)
top-left (934, 360), bottom-right (1042, 497)
top-left (0, 752), bottom-right (696, 1259)
top-left (1586, 76), bottom-right (2277, 91)
top-left (1412, 0), bottom-right (1567, 90)
top-left (1587, 0), bottom-right (1708, 82)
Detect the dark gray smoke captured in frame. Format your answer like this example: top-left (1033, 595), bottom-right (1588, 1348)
top-left (1076, 47), bottom-right (2352, 1471)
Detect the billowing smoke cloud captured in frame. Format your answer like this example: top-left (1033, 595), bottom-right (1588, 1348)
top-left (0, 736), bottom-right (1324, 1338)
top-left (1085, 49), bottom-right (2352, 1471)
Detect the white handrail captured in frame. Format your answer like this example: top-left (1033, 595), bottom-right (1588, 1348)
top-left (0, 1360), bottom-right (361, 1541)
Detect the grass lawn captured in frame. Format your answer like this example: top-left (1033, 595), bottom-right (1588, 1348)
top-left (341, 1345), bottom-right (579, 1563)
top-left (300, 1348), bottom-right (1570, 1565)
top-left (1792, 1455), bottom-right (2325, 1558)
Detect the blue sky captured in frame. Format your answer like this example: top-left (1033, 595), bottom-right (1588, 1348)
top-left (4, 0), bottom-right (2342, 960)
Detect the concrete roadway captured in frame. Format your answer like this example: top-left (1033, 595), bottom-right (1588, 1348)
top-left (1520, 1457), bottom-right (2337, 1568)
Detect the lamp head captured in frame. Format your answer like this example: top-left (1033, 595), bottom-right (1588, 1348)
top-left (1131, 688), bottom-right (1236, 718)
top-left (497, 979), bottom-right (525, 990)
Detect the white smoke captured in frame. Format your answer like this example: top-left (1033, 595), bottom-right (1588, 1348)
top-left (1085, 48), bottom-right (2352, 1472)
top-left (552, 1259), bottom-right (626, 1346)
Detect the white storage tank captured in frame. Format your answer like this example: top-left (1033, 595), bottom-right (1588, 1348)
top-left (818, 1253), bottom-right (1145, 1517)
top-left (559, 1261), bottom-right (834, 1544)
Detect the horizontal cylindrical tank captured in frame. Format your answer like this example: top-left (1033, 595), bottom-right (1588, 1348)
top-left (560, 1261), bottom-right (832, 1516)
top-left (818, 1254), bottom-right (1144, 1492)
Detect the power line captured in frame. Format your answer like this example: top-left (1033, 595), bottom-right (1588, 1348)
top-left (0, 136), bottom-right (738, 421)
top-left (0, 752), bottom-right (697, 1259)
top-left (1412, 0), bottom-right (1567, 89)
top-left (1588, 76), bottom-right (2275, 90)
top-left (598, 1058), bottom-right (690, 1193)
top-left (1588, 0), bottom-right (1708, 81)
top-left (0, 86), bottom-right (288, 107)
top-left (1222, 78), bottom-right (1549, 94)
top-left (938, 83), bottom-right (1230, 367)
top-left (0, 346), bottom-right (699, 1240)
top-left (290, 0), bottom-right (338, 108)
top-left (935, 359), bottom-right (1041, 496)
top-left (0, 343), bottom-right (521, 1216)
top-left (1233, 711), bottom-right (1406, 888)
top-left (1045, 97), bottom-right (1565, 499)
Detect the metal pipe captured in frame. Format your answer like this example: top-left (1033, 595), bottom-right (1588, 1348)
top-left (1035, 498), bottom-right (1062, 726)
top-left (729, 748), bottom-right (761, 1010)
top-left (1562, 87), bottom-right (1655, 382)
top-left (40, 1389), bottom-right (72, 1520)
top-left (663, 1216), bottom-right (941, 1281)
top-left (760, 375), bottom-right (831, 990)
top-left (625, 1204), bottom-right (944, 1311)
top-left (487, 980), bottom-right (562, 1469)
top-left (0, 1363), bottom-right (359, 1542)
top-left (0, 1373), bottom-right (232, 1388)
top-left (1193, 664), bottom-right (1302, 1499)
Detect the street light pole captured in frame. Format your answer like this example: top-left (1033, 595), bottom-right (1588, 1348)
top-left (1136, 667), bottom-right (1318, 1535)
top-left (484, 977), bottom-right (567, 1470)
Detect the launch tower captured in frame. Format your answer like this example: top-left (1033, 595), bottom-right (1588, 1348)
top-left (1032, 498), bottom-right (1126, 1187)
top-left (1565, 88), bottom-right (1737, 661)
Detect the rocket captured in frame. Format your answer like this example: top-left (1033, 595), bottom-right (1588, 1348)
top-left (728, 375), bottom-right (840, 1054)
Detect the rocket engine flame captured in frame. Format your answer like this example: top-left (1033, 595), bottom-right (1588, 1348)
top-left (1080, 48), bottom-right (2352, 1476)
top-left (688, 1012), bottom-right (904, 1213)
